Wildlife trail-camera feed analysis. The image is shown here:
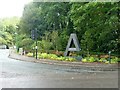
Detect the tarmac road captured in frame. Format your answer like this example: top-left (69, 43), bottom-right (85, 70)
top-left (0, 49), bottom-right (118, 88)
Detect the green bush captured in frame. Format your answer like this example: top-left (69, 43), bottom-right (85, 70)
top-left (49, 54), bottom-right (58, 59)
top-left (99, 58), bottom-right (107, 63)
top-left (82, 57), bottom-right (109, 63)
top-left (89, 57), bottom-right (96, 62)
top-left (110, 57), bottom-right (119, 64)
top-left (20, 38), bottom-right (33, 51)
top-left (81, 56), bottom-right (119, 64)
top-left (37, 53), bottom-right (76, 62)
top-left (94, 57), bottom-right (99, 62)
top-left (82, 58), bottom-right (87, 62)
top-left (68, 57), bottom-right (76, 62)
top-left (56, 57), bottom-right (66, 61)
top-left (39, 53), bottom-right (48, 59)
top-left (118, 58), bottom-right (120, 62)
top-left (105, 61), bottom-right (109, 64)
top-left (82, 57), bottom-right (96, 63)
top-left (27, 53), bottom-right (33, 57)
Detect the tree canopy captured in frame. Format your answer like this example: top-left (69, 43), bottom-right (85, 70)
top-left (0, 17), bottom-right (20, 46)
top-left (1, 2), bottom-right (119, 56)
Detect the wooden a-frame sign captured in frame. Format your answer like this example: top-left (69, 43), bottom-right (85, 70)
top-left (64, 33), bottom-right (81, 56)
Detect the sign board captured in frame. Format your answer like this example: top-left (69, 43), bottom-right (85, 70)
top-left (64, 33), bottom-right (81, 56)
top-left (19, 48), bottom-right (23, 55)
top-left (31, 29), bottom-right (38, 40)
top-left (31, 30), bottom-right (35, 40)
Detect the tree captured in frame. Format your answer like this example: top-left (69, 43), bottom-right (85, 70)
top-left (70, 2), bottom-right (119, 54)
top-left (19, 2), bottom-right (119, 55)
top-left (0, 17), bottom-right (20, 46)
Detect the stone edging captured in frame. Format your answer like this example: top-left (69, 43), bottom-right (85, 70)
top-left (8, 53), bottom-right (119, 72)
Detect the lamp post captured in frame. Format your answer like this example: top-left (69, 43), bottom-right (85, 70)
top-left (14, 32), bottom-right (17, 52)
top-left (15, 25), bottom-right (19, 52)
top-left (35, 28), bottom-right (38, 59)
top-left (35, 41), bottom-right (37, 59)
top-left (32, 47), bottom-right (35, 57)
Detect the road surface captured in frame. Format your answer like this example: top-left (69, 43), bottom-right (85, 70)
top-left (0, 49), bottom-right (118, 88)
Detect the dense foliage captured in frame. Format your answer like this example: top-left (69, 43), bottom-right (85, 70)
top-left (0, 2), bottom-right (119, 58)
top-left (0, 17), bottom-right (20, 46)
top-left (19, 2), bottom-right (119, 56)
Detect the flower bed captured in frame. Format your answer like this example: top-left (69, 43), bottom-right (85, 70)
top-left (27, 53), bottom-right (76, 62)
top-left (26, 52), bottom-right (119, 64)
top-left (82, 56), bottom-right (119, 64)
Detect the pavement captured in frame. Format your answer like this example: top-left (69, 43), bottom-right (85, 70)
top-left (8, 50), bottom-right (118, 71)
top-left (0, 49), bottom-right (119, 88)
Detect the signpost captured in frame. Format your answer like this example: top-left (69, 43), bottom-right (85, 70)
top-left (31, 28), bottom-right (38, 59)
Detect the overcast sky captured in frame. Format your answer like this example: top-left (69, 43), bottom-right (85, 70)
top-left (0, 0), bottom-right (32, 18)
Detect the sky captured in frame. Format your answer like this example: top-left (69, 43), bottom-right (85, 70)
top-left (0, 0), bottom-right (33, 18)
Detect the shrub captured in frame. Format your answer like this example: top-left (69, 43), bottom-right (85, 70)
top-left (94, 57), bottom-right (99, 62)
top-left (82, 58), bottom-right (87, 62)
top-left (105, 61), bottom-right (109, 64)
top-left (37, 53), bottom-right (76, 62)
top-left (48, 54), bottom-right (58, 60)
top-left (110, 57), bottom-right (119, 64)
top-left (40, 53), bottom-right (48, 59)
top-left (88, 57), bottom-right (96, 62)
top-left (27, 53), bottom-right (33, 57)
top-left (82, 57), bottom-right (96, 63)
top-left (99, 58), bottom-right (107, 63)
top-left (20, 38), bottom-right (33, 51)
top-left (56, 57), bottom-right (66, 61)
top-left (81, 56), bottom-right (113, 63)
